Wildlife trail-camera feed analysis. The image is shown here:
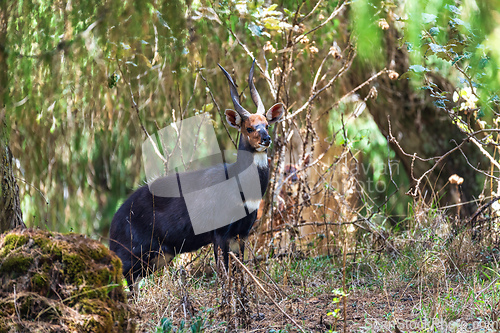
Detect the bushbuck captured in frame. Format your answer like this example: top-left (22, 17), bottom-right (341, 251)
top-left (109, 62), bottom-right (284, 285)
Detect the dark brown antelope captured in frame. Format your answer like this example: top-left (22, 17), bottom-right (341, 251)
top-left (109, 61), bottom-right (284, 285)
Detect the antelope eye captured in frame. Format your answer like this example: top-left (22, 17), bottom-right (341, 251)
top-left (246, 128), bottom-right (254, 133)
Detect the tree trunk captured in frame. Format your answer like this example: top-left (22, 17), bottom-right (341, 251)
top-left (357, 28), bottom-right (485, 217)
top-left (0, 134), bottom-right (25, 233)
top-left (0, 6), bottom-right (25, 233)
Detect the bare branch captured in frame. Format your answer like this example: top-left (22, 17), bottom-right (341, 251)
top-left (294, 1), bottom-right (349, 44)
top-left (199, 70), bottom-right (237, 149)
top-left (229, 252), bottom-right (307, 333)
top-left (287, 46), bottom-right (358, 120)
top-left (312, 67), bottom-right (388, 124)
top-left (387, 116), bottom-right (468, 196)
top-left (454, 140), bottom-right (500, 181)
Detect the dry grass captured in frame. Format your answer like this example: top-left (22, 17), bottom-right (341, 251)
top-left (126, 204), bottom-right (500, 332)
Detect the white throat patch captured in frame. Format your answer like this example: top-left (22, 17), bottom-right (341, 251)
top-left (253, 152), bottom-right (268, 168)
top-left (244, 199), bottom-right (262, 212)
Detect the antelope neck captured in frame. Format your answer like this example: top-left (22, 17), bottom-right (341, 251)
top-left (235, 139), bottom-right (268, 169)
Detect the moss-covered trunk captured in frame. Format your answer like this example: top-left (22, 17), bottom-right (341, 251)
top-left (0, 6), bottom-right (25, 233)
top-left (0, 134), bottom-right (24, 233)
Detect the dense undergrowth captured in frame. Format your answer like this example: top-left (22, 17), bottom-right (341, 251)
top-left (129, 206), bottom-right (500, 332)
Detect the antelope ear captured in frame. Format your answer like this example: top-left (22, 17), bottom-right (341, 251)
top-left (266, 103), bottom-right (285, 124)
top-left (225, 109), bottom-right (241, 129)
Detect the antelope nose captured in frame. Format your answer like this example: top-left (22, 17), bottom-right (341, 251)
top-left (262, 136), bottom-right (271, 146)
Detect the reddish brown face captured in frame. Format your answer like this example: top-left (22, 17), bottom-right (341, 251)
top-left (224, 102), bottom-right (285, 152)
top-left (241, 115), bottom-right (271, 152)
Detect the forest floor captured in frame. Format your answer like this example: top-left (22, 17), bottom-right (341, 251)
top-left (129, 236), bottom-right (500, 333)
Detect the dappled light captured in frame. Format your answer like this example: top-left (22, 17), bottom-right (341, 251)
top-left (2, 0), bottom-right (500, 331)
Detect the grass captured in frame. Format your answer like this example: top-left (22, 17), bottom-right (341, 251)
top-left (128, 209), bottom-right (500, 332)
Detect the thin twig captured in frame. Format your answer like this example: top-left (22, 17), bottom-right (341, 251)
top-left (229, 252), bottom-right (307, 333)
top-left (294, 1), bottom-right (349, 44)
top-left (312, 67), bottom-right (388, 123)
top-left (387, 116), bottom-right (468, 196)
top-left (288, 47), bottom-right (358, 120)
top-left (258, 219), bottom-right (366, 235)
top-left (299, 0), bottom-right (323, 23)
top-left (116, 57), bottom-right (167, 164)
top-left (454, 140), bottom-right (500, 181)
top-left (199, 70), bottom-right (237, 149)
top-left (208, 0), bottom-right (277, 100)
top-left (14, 284), bottom-right (21, 322)
top-left (468, 196), bottom-right (500, 228)
top-left (342, 235), bottom-right (347, 333)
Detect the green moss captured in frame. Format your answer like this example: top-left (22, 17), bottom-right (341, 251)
top-left (0, 234), bottom-right (28, 255)
top-left (96, 268), bottom-right (112, 284)
top-left (82, 317), bottom-right (106, 333)
top-left (62, 249), bottom-right (118, 293)
top-left (33, 236), bottom-right (62, 258)
top-left (62, 253), bottom-right (86, 284)
top-left (0, 229), bottom-right (133, 332)
top-left (87, 244), bottom-right (107, 261)
top-left (19, 296), bottom-right (33, 316)
top-left (31, 273), bottom-right (49, 293)
top-left (41, 261), bottom-right (51, 273)
top-left (111, 257), bottom-right (122, 277)
top-left (0, 321), bottom-right (8, 333)
top-left (78, 285), bottom-right (109, 300)
top-left (79, 299), bottom-right (114, 332)
top-left (0, 255), bottom-right (32, 275)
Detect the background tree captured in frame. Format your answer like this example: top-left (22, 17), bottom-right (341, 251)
top-left (2, 0), bottom-right (500, 240)
top-left (1, 5), bottom-right (24, 233)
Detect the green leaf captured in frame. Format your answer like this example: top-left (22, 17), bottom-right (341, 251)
top-left (409, 65), bottom-right (429, 73)
top-left (479, 57), bottom-right (489, 69)
top-left (445, 4), bottom-right (461, 15)
top-left (422, 13), bottom-right (437, 24)
top-left (429, 27), bottom-right (439, 36)
top-left (263, 17), bottom-right (281, 30)
top-left (477, 108), bottom-right (485, 118)
top-left (450, 18), bottom-right (467, 28)
top-left (248, 22), bottom-right (263, 36)
top-left (230, 15), bottom-right (238, 32)
top-left (266, 4), bottom-right (278, 12)
top-left (433, 99), bottom-right (446, 109)
top-left (405, 42), bottom-right (414, 52)
top-left (428, 43), bottom-right (446, 53)
top-left (156, 10), bottom-right (171, 29)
